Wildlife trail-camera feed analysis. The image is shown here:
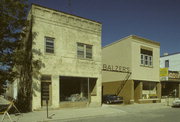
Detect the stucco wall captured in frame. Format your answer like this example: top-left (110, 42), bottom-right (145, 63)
top-left (160, 53), bottom-right (180, 71)
top-left (102, 38), bottom-right (132, 82)
top-left (30, 5), bottom-right (102, 110)
top-left (131, 38), bottom-right (160, 82)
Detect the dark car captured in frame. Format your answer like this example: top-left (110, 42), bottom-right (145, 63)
top-left (103, 94), bottom-right (123, 104)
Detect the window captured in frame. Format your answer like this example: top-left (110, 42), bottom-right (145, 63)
top-left (142, 82), bottom-right (157, 99)
top-left (140, 49), bottom-right (153, 67)
top-left (77, 43), bottom-right (92, 59)
top-left (45, 37), bottom-right (54, 53)
top-left (165, 60), bottom-right (169, 68)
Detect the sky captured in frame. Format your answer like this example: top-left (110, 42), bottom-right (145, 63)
top-left (29, 0), bottom-right (180, 56)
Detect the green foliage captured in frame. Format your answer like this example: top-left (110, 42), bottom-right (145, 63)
top-left (0, 0), bottom-right (34, 112)
top-left (0, 0), bottom-right (44, 112)
top-left (0, 0), bottom-right (29, 87)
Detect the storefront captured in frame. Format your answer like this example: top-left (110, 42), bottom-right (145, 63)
top-left (160, 70), bottom-right (180, 98)
top-left (59, 76), bottom-right (97, 108)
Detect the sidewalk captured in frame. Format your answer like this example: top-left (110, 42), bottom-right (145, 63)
top-left (0, 105), bottom-right (127, 122)
top-left (1, 102), bottom-right (171, 122)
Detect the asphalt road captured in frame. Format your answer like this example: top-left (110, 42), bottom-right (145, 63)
top-left (61, 104), bottom-right (180, 122)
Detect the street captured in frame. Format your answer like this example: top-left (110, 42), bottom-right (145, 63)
top-left (60, 104), bottom-right (180, 122)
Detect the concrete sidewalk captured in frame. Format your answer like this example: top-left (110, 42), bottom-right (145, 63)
top-left (0, 105), bottom-right (126, 122)
top-left (1, 103), bottom-right (171, 122)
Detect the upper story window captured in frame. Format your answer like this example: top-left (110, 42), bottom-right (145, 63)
top-left (140, 49), bottom-right (153, 67)
top-left (165, 60), bottom-right (169, 68)
top-left (77, 43), bottom-right (92, 59)
top-left (45, 37), bottom-right (54, 53)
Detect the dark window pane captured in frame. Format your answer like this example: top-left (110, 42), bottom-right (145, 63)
top-left (141, 49), bottom-right (152, 56)
top-left (45, 37), bottom-right (54, 53)
top-left (165, 60), bottom-right (169, 68)
top-left (86, 45), bottom-right (92, 59)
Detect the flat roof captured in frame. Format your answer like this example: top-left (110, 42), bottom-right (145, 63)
top-left (160, 52), bottom-right (180, 57)
top-left (31, 3), bottom-right (101, 24)
top-left (103, 35), bottom-right (160, 49)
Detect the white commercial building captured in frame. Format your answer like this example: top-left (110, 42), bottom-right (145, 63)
top-left (160, 52), bottom-right (180, 98)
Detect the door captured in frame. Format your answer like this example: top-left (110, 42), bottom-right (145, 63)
top-left (41, 82), bottom-right (52, 106)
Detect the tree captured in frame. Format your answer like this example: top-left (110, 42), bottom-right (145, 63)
top-left (0, 0), bottom-right (31, 110)
top-left (0, 0), bottom-right (29, 92)
top-left (0, 0), bottom-right (43, 112)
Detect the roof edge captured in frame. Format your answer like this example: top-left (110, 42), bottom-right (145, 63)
top-left (103, 35), bottom-right (160, 49)
top-left (31, 3), bottom-right (102, 24)
top-left (160, 52), bottom-right (180, 57)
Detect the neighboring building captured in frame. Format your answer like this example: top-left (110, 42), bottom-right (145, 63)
top-left (19, 4), bottom-right (102, 110)
top-left (160, 52), bottom-right (180, 98)
top-left (102, 35), bottom-right (161, 104)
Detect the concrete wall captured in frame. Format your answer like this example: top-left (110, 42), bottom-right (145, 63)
top-left (30, 4), bottom-right (102, 110)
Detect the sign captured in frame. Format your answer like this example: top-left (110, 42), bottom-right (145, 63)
top-left (160, 68), bottom-right (168, 77)
top-left (160, 68), bottom-right (180, 81)
top-left (168, 71), bottom-right (180, 79)
top-left (102, 64), bottom-right (130, 73)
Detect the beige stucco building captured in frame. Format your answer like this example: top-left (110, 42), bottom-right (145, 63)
top-left (26, 4), bottom-right (102, 110)
top-left (102, 35), bottom-right (161, 104)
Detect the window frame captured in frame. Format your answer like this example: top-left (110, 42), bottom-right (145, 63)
top-left (45, 37), bottom-right (55, 54)
top-left (165, 60), bottom-right (169, 68)
top-left (140, 48), bottom-right (153, 67)
top-left (77, 42), bottom-right (93, 60)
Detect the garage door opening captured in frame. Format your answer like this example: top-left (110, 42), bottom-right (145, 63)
top-left (59, 76), bottom-right (97, 103)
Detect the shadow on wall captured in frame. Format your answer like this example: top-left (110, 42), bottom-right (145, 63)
top-left (16, 22), bottom-right (45, 112)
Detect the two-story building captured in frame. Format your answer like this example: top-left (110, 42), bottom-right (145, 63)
top-left (102, 35), bottom-right (161, 104)
top-left (160, 52), bottom-right (180, 98)
top-left (22, 4), bottom-right (102, 110)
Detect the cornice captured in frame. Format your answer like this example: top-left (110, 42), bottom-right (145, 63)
top-left (31, 5), bottom-right (101, 35)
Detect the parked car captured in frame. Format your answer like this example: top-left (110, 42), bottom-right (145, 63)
top-left (172, 98), bottom-right (180, 107)
top-left (103, 94), bottom-right (123, 104)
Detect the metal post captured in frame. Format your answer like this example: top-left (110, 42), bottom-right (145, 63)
top-left (88, 78), bottom-right (90, 106)
top-left (46, 99), bottom-right (48, 118)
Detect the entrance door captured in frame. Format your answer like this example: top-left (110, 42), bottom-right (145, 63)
top-left (41, 82), bottom-right (52, 106)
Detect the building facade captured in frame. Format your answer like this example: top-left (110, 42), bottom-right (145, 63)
top-left (25, 4), bottom-right (102, 110)
top-left (102, 35), bottom-right (161, 104)
top-left (160, 52), bottom-right (180, 98)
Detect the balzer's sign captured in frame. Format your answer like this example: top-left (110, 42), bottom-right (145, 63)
top-left (102, 64), bottom-right (130, 73)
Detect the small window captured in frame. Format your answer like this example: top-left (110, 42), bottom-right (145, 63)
top-left (140, 48), bottom-right (153, 67)
top-left (45, 37), bottom-right (54, 53)
top-left (165, 60), bottom-right (169, 68)
top-left (77, 43), bottom-right (92, 59)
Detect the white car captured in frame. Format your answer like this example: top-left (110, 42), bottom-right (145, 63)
top-left (172, 99), bottom-right (180, 107)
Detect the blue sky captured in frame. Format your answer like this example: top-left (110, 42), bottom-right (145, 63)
top-left (29, 0), bottom-right (180, 56)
